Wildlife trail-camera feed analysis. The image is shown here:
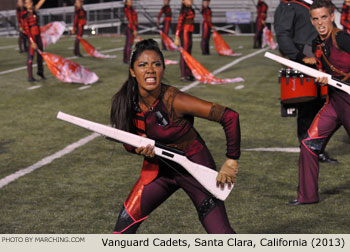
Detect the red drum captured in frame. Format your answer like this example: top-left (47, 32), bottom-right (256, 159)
top-left (279, 68), bottom-right (317, 104)
top-left (319, 85), bottom-right (328, 99)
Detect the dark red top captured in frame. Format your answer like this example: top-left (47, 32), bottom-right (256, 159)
top-left (74, 7), bottom-right (86, 27)
top-left (201, 6), bottom-right (212, 26)
top-left (175, 6), bottom-right (195, 36)
top-left (257, 0), bottom-right (268, 21)
top-left (22, 10), bottom-right (40, 41)
top-left (157, 4), bottom-right (172, 24)
top-left (124, 5), bottom-right (138, 31)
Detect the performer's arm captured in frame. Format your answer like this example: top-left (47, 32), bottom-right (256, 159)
top-left (274, 5), bottom-right (304, 61)
top-left (72, 9), bottom-right (78, 34)
top-left (157, 7), bottom-right (164, 25)
top-left (34, 0), bottom-right (46, 11)
top-left (173, 92), bottom-right (241, 160)
top-left (335, 31), bottom-right (350, 53)
top-left (341, 7), bottom-right (350, 30)
top-left (175, 10), bottom-right (185, 45)
top-left (173, 92), bottom-right (240, 185)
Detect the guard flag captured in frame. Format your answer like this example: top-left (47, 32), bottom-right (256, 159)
top-left (179, 48), bottom-right (244, 85)
top-left (262, 26), bottom-right (277, 50)
top-left (212, 29), bottom-right (241, 56)
top-left (37, 50), bottom-right (98, 85)
top-left (40, 21), bottom-right (66, 49)
top-left (78, 36), bottom-right (117, 58)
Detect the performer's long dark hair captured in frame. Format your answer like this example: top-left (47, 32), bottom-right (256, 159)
top-left (110, 39), bottom-right (165, 133)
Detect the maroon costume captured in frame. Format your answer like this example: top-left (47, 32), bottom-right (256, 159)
top-left (73, 6), bottom-right (86, 56)
top-left (157, 4), bottom-right (172, 50)
top-left (22, 9), bottom-right (44, 80)
top-left (201, 5), bottom-right (212, 55)
top-left (254, 0), bottom-right (268, 48)
top-left (176, 5), bottom-right (195, 79)
top-left (113, 84), bottom-right (240, 234)
top-left (341, 3), bottom-right (350, 35)
top-left (123, 5), bottom-right (138, 63)
top-left (297, 29), bottom-right (350, 203)
top-left (16, 6), bottom-right (28, 53)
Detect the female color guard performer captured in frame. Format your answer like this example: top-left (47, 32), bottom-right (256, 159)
top-left (123, 0), bottom-right (138, 64)
top-left (201, 0), bottom-right (212, 55)
top-left (16, 0), bottom-right (27, 53)
top-left (341, 0), bottom-right (350, 34)
top-left (174, 0), bottom-right (195, 81)
top-left (157, 0), bottom-right (172, 50)
top-left (22, 0), bottom-right (46, 82)
top-left (72, 0), bottom-right (86, 57)
top-left (110, 39), bottom-right (240, 233)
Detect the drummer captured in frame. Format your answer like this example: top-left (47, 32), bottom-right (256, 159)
top-left (274, 0), bottom-right (337, 164)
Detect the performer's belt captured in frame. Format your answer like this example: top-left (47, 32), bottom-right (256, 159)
top-left (184, 20), bottom-right (194, 25)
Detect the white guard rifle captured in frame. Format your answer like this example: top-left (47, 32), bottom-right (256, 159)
top-left (57, 111), bottom-right (233, 201)
top-left (265, 52), bottom-right (350, 95)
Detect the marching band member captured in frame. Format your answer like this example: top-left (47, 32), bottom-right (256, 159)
top-left (72, 0), bottom-right (86, 57)
top-left (201, 0), bottom-right (212, 55)
top-left (110, 39), bottom-right (240, 233)
top-left (16, 0), bottom-right (27, 53)
top-left (123, 0), bottom-right (138, 64)
top-left (341, 0), bottom-right (350, 34)
top-left (174, 0), bottom-right (195, 81)
top-left (157, 0), bottom-right (172, 50)
top-left (290, 0), bottom-right (350, 205)
top-left (253, 0), bottom-right (268, 49)
top-left (22, 0), bottom-right (46, 82)
top-left (274, 0), bottom-right (336, 164)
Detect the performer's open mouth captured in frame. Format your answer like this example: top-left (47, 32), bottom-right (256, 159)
top-left (145, 77), bottom-right (156, 83)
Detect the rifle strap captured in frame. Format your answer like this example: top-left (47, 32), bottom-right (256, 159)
top-left (320, 28), bottom-right (350, 81)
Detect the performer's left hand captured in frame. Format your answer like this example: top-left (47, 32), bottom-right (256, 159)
top-left (315, 76), bottom-right (328, 86)
top-left (217, 159), bottom-right (238, 188)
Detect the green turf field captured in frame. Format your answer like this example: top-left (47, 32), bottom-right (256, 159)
top-left (0, 34), bottom-right (349, 234)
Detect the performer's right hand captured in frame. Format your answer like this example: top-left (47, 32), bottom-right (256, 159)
top-left (174, 36), bottom-right (180, 47)
top-left (133, 30), bottom-right (137, 37)
top-left (31, 42), bottom-right (38, 50)
top-left (72, 29), bottom-right (75, 35)
top-left (302, 57), bottom-right (317, 65)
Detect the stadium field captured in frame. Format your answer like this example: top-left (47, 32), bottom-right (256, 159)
top-left (0, 34), bottom-right (349, 234)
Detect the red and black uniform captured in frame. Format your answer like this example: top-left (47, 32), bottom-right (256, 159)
top-left (16, 6), bottom-right (28, 53)
top-left (201, 5), bottom-right (212, 55)
top-left (73, 6), bottom-right (86, 56)
top-left (22, 9), bottom-right (44, 80)
top-left (113, 84), bottom-right (240, 234)
top-left (123, 5), bottom-right (138, 64)
top-left (157, 4), bottom-right (172, 50)
top-left (254, 0), bottom-right (268, 48)
top-left (297, 29), bottom-right (350, 203)
top-left (176, 5), bottom-right (195, 79)
top-left (341, 2), bottom-right (350, 35)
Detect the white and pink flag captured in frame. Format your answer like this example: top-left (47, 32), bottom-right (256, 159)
top-left (40, 21), bottom-right (66, 49)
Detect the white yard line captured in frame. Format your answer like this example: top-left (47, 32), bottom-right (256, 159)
top-left (0, 48), bottom-right (267, 189)
top-left (27, 85), bottom-right (42, 90)
top-left (0, 45), bottom-right (17, 50)
top-left (0, 133), bottom-right (99, 188)
top-left (243, 147), bottom-right (300, 153)
top-left (78, 86), bottom-right (91, 90)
